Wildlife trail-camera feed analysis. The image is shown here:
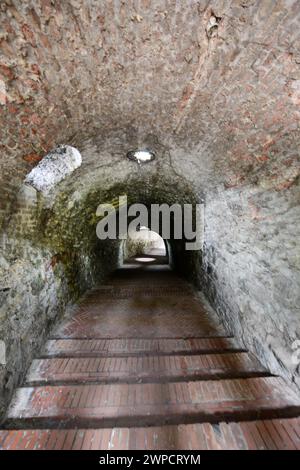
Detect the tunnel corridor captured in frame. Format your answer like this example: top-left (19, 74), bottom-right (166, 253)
top-left (0, 257), bottom-right (300, 449)
top-left (1, 0), bottom-right (300, 452)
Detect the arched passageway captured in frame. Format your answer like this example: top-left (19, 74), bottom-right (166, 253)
top-left (0, 0), bottom-right (300, 451)
top-left (0, 87), bottom-right (299, 453)
top-left (123, 226), bottom-right (167, 260)
top-left (121, 227), bottom-right (169, 267)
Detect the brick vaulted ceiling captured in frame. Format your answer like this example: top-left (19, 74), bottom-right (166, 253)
top-left (0, 0), bottom-right (299, 200)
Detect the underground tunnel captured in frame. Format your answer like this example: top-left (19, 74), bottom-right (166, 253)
top-left (0, 0), bottom-right (300, 452)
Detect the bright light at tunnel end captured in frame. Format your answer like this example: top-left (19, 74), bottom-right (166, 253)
top-left (126, 149), bottom-right (156, 163)
top-left (96, 195), bottom-right (204, 251)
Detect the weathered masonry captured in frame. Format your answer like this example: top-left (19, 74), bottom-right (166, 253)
top-left (0, 0), bottom-right (299, 450)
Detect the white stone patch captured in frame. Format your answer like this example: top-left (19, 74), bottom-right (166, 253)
top-left (25, 145), bottom-right (82, 194)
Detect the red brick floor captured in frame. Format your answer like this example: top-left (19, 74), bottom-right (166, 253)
top-left (43, 337), bottom-right (242, 357)
top-left (1, 418), bottom-right (300, 450)
top-left (1, 263), bottom-right (300, 450)
top-left (26, 352), bottom-right (266, 385)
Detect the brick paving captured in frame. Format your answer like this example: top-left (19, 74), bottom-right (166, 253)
top-left (5, 377), bottom-right (300, 429)
top-left (1, 419), bottom-right (300, 450)
top-left (52, 298), bottom-right (221, 338)
top-left (1, 264), bottom-right (300, 449)
top-left (26, 352), bottom-right (266, 385)
top-left (43, 337), bottom-right (242, 357)
top-left (51, 266), bottom-right (225, 339)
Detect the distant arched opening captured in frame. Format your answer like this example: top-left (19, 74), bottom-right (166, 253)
top-left (121, 226), bottom-right (169, 266)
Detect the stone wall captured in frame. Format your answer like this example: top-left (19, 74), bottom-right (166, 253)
top-left (202, 181), bottom-right (300, 390)
top-left (0, 237), bottom-right (68, 417)
top-left (0, 179), bottom-right (121, 419)
top-left (0, 233), bottom-right (120, 420)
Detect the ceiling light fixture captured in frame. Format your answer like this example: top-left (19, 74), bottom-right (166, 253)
top-left (126, 149), bottom-right (155, 164)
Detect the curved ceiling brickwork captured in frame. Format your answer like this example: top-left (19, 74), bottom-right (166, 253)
top-left (0, 0), bottom-right (299, 204)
